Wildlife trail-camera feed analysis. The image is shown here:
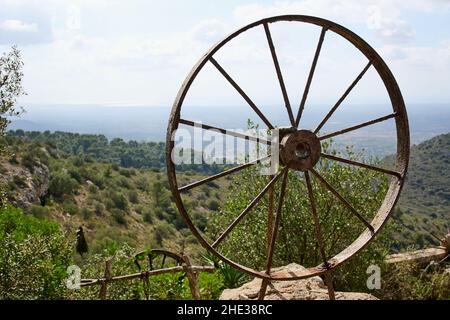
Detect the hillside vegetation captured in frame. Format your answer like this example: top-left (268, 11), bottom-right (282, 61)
top-left (389, 132), bottom-right (450, 249)
top-left (0, 133), bottom-right (230, 259)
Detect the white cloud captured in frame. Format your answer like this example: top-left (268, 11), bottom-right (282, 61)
top-left (0, 19), bottom-right (38, 32)
top-left (190, 19), bottom-right (227, 44)
top-left (366, 5), bottom-right (415, 44)
top-left (4, 0), bottom-right (450, 105)
top-left (0, 0), bottom-right (53, 45)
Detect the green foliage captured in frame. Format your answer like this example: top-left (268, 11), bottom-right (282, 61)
top-left (111, 209), bottom-right (127, 225)
top-left (48, 171), bottom-right (79, 199)
top-left (143, 210), bottom-right (154, 224)
top-left (207, 199), bottom-right (220, 211)
top-left (6, 130), bottom-right (224, 174)
top-left (27, 204), bottom-right (50, 218)
top-left (62, 200), bottom-right (79, 216)
top-left (68, 245), bottom-right (222, 300)
top-left (128, 190), bottom-right (139, 204)
top-left (0, 46), bottom-right (25, 135)
top-left (381, 262), bottom-right (450, 299)
top-left (108, 191), bottom-right (128, 211)
top-left (0, 206), bottom-right (73, 299)
top-left (152, 181), bottom-right (170, 208)
top-left (209, 142), bottom-right (391, 292)
top-left (203, 252), bottom-right (247, 289)
top-left (386, 133), bottom-right (450, 249)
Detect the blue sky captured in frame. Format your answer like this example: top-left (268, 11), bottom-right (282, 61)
top-left (1, 0), bottom-right (450, 106)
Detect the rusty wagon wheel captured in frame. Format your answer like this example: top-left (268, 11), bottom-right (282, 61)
top-left (166, 15), bottom-right (409, 294)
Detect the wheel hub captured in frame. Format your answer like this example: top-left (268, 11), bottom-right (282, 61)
top-left (280, 129), bottom-right (321, 171)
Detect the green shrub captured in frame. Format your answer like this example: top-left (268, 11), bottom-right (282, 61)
top-left (27, 204), bottom-right (49, 218)
top-left (109, 191), bottom-right (128, 211)
top-left (62, 200), bottom-right (79, 216)
top-left (119, 168), bottom-right (131, 177)
top-left (128, 190), bottom-right (139, 204)
top-left (111, 209), bottom-right (126, 225)
top-left (116, 176), bottom-right (130, 189)
top-left (0, 206), bottom-right (73, 299)
top-left (143, 210), bottom-right (153, 224)
top-left (381, 262), bottom-right (450, 299)
top-left (81, 207), bottom-right (92, 220)
top-left (93, 201), bottom-right (105, 216)
top-left (48, 171), bottom-right (78, 199)
top-left (20, 153), bottom-right (36, 172)
top-left (207, 199), bottom-right (220, 211)
top-left (208, 142), bottom-right (391, 293)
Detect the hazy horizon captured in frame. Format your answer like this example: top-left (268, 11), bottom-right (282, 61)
top-left (8, 102), bottom-right (450, 158)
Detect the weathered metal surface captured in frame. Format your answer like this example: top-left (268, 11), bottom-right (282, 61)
top-left (280, 130), bottom-right (321, 171)
top-left (134, 248), bottom-right (184, 271)
top-left (166, 15), bottom-right (410, 283)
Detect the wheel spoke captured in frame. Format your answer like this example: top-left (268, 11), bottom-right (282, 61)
top-left (296, 27), bottom-right (327, 127)
top-left (263, 23), bottom-right (295, 127)
top-left (258, 168), bottom-right (289, 300)
top-left (304, 171), bottom-right (328, 264)
top-left (305, 170), bottom-right (335, 300)
top-left (319, 113), bottom-right (397, 141)
top-left (314, 61), bottom-right (372, 133)
top-left (321, 153), bottom-right (402, 178)
top-left (212, 168), bottom-right (286, 248)
top-left (178, 155), bottom-right (271, 192)
top-left (310, 168), bottom-right (374, 232)
top-left (209, 57), bottom-right (274, 129)
top-left (179, 119), bottom-right (271, 145)
top-left (323, 273), bottom-right (336, 300)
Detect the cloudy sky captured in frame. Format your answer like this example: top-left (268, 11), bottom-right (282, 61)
top-left (1, 0), bottom-right (450, 107)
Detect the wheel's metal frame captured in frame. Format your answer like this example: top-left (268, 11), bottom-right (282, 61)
top-left (166, 15), bottom-right (409, 295)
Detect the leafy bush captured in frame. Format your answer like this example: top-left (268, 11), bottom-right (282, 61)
top-left (62, 200), bottom-right (79, 216)
top-left (128, 190), bottom-right (139, 204)
top-left (143, 210), bottom-right (153, 224)
top-left (27, 204), bottom-right (50, 218)
top-left (48, 171), bottom-right (78, 199)
top-left (208, 142), bottom-right (392, 293)
top-left (381, 262), bottom-right (450, 299)
top-left (109, 191), bottom-right (128, 211)
top-left (207, 199), bottom-right (220, 211)
top-left (111, 209), bottom-right (126, 225)
top-left (81, 207), bottom-right (92, 220)
top-left (0, 206), bottom-right (73, 299)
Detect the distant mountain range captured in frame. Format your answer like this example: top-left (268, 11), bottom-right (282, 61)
top-left (9, 103), bottom-right (450, 157)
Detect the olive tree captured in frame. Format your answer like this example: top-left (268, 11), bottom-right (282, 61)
top-left (208, 141), bottom-right (395, 292)
top-left (0, 46), bottom-right (25, 135)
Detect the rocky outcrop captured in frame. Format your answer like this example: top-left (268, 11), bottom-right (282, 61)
top-left (220, 263), bottom-right (378, 300)
top-left (1, 160), bottom-right (50, 209)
